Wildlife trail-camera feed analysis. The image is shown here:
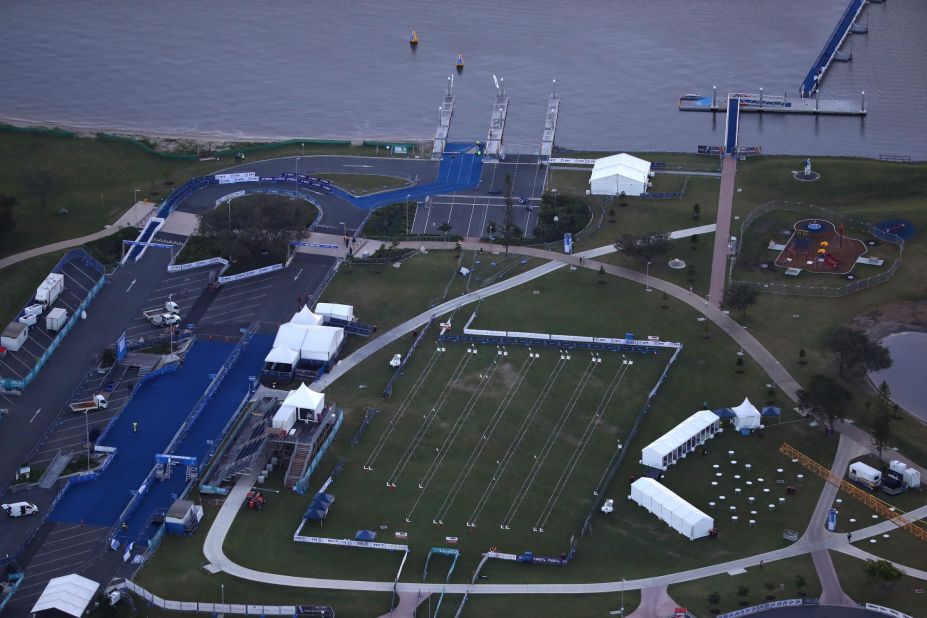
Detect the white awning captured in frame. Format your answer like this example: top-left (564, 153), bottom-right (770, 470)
top-left (299, 325), bottom-right (344, 362)
top-left (273, 323), bottom-right (308, 351)
top-left (291, 305), bottom-right (324, 326)
top-left (314, 302), bottom-right (354, 322)
top-left (731, 397), bottom-right (761, 430)
top-left (31, 574), bottom-right (100, 617)
top-left (265, 346), bottom-right (299, 365)
top-left (283, 383), bottom-right (325, 413)
top-left (641, 410), bottom-right (720, 470)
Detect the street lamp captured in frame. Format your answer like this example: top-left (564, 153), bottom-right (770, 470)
top-left (551, 188), bottom-right (559, 223)
top-left (134, 188), bottom-right (140, 204)
top-left (220, 583), bottom-right (224, 605)
top-left (405, 194), bottom-right (411, 235)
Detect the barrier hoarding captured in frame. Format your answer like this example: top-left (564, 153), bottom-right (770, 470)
top-left (507, 331), bottom-right (551, 340)
top-left (217, 263), bottom-right (284, 284)
top-left (215, 172), bottom-right (257, 184)
top-left (463, 328), bottom-right (507, 337)
top-left (551, 334), bottom-right (595, 343)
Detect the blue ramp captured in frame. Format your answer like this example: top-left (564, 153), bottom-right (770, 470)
top-left (350, 153), bottom-right (483, 210)
top-left (724, 97), bottom-right (740, 155)
top-left (48, 341), bottom-right (234, 527)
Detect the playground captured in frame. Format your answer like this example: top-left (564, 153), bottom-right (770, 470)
top-left (773, 218), bottom-right (867, 276)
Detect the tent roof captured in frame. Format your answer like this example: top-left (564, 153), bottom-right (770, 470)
top-left (355, 529), bottom-right (377, 541)
top-left (31, 574), bottom-right (100, 617)
top-left (304, 506), bottom-right (328, 520)
top-left (299, 325), bottom-right (344, 361)
top-left (590, 153), bottom-right (651, 183)
top-left (630, 478), bottom-right (713, 537)
top-left (283, 383), bottom-right (325, 412)
top-left (311, 493), bottom-right (334, 506)
top-left (273, 322), bottom-right (308, 351)
top-left (732, 397), bottom-right (761, 419)
top-left (761, 406), bottom-right (781, 417)
top-left (642, 410), bottom-right (719, 459)
top-left (314, 302), bottom-right (354, 321)
top-left (292, 305), bottom-right (324, 326)
top-left (265, 346), bottom-right (299, 365)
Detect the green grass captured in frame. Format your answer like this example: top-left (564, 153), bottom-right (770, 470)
top-left (0, 251), bottom-right (64, 325)
top-left (831, 550), bottom-right (927, 617)
top-left (82, 227), bottom-right (140, 268)
top-left (439, 591), bottom-right (640, 617)
top-left (598, 233), bottom-right (715, 297)
top-left (669, 554), bottom-right (821, 616)
top-left (315, 173), bottom-right (411, 196)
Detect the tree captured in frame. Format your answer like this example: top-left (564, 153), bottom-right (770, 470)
top-left (794, 574), bottom-right (807, 591)
top-left (864, 559), bottom-right (903, 584)
top-left (615, 232), bottom-right (671, 263)
top-left (608, 207), bottom-right (616, 223)
top-left (707, 591), bottom-right (721, 611)
top-left (437, 221), bottom-right (453, 240)
top-left (723, 283), bottom-right (760, 320)
top-left (736, 585), bottom-right (750, 606)
top-left (798, 349), bottom-right (807, 365)
top-left (21, 168), bottom-right (57, 210)
top-left (826, 326), bottom-right (891, 378)
top-left (0, 193), bottom-right (17, 231)
top-left (797, 374), bottom-right (853, 425)
top-left (693, 203), bottom-right (701, 220)
top-left (870, 381), bottom-right (893, 462)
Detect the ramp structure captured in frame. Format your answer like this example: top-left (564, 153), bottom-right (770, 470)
top-left (484, 79), bottom-right (509, 159)
top-left (432, 77), bottom-right (456, 159)
top-left (540, 80), bottom-right (560, 158)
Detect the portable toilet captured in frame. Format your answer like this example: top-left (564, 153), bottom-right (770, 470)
top-left (164, 499), bottom-right (203, 535)
top-left (903, 468), bottom-right (921, 489)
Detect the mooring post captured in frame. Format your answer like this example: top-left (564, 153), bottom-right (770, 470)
top-left (759, 87), bottom-right (764, 106)
top-left (861, 90), bottom-right (866, 113)
top-left (713, 85), bottom-right (717, 109)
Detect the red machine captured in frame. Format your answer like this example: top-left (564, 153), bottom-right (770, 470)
top-left (245, 491), bottom-right (266, 510)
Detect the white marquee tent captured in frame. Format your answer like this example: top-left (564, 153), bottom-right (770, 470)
top-left (265, 346), bottom-right (299, 367)
top-left (31, 573), bottom-right (100, 617)
top-left (629, 477), bottom-right (714, 540)
top-left (291, 305), bottom-right (324, 326)
top-left (270, 323), bottom-right (344, 364)
top-left (641, 410), bottom-right (721, 470)
top-left (314, 302), bottom-right (354, 322)
top-left (276, 382), bottom-right (326, 424)
top-left (731, 397), bottom-right (762, 431)
top-left (589, 153), bottom-right (652, 197)
top-left (273, 323), bottom-right (308, 352)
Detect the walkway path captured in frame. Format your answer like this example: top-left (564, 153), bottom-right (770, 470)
top-left (628, 585), bottom-right (679, 618)
top-left (0, 201), bottom-right (156, 271)
top-left (708, 156), bottom-right (737, 308)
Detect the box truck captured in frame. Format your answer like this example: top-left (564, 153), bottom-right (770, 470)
top-left (69, 394), bottom-right (108, 413)
top-left (848, 461), bottom-right (881, 489)
top-left (35, 273), bottom-right (64, 308)
top-left (46, 307), bottom-right (68, 332)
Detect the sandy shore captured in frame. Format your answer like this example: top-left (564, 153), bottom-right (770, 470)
top-left (0, 115), bottom-right (429, 152)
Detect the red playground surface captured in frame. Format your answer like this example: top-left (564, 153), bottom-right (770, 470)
top-left (775, 219), bottom-right (867, 275)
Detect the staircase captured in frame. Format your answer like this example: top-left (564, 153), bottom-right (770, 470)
top-left (284, 441), bottom-right (313, 489)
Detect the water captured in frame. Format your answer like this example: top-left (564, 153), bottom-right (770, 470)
top-left (2, 0), bottom-right (926, 158)
top-left (869, 331), bottom-right (927, 422)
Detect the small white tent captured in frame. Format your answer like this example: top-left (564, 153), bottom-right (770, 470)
top-left (265, 346), bottom-right (299, 367)
top-left (31, 574), bottom-right (99, 617)
top-left (300, 326), bottom-right (344, 362)
top-left (731, 398), bottom-right (762, 431)
top-left (589, 153), bottom-right (652, 197)
top-left (291, 305), bottom-right (324, 326)
top-left (314, 302), bottom-right (354, 322)
top-left (641, 410), bottom-right (721, 470)
top-left (280, 383), bottom-right (326, 423)
top-left (629, 478), bottom-right (714, 540)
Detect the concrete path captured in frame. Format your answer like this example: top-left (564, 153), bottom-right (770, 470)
top-left (708, 156), bottom-right (737, 308)
top-left (375, 590), bottom-right (429, 618)
top-left (835, 543), bottom-right (927, 580)
top-left (0, 201), bottom-right (155, 271)
top-left (669, 223), bottom-right (716, 239)
top-left (627, 585), bottom-right (679, 618)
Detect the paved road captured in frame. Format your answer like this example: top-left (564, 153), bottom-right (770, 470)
top-left (708, 156), bottom-right (737, 308)
top-left (0, 201), bottom-right (155, 272)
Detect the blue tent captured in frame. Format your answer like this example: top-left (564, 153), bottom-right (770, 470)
top-left (355, 529), bottom-right (376, 541)
top-left (312, 493), bottom-right (334, 506)
top-left (304, 506), bottom-right (328, 522)
top-left (761, 406), bottom-right (781, 417)
top-left (713, 408), bottom-right (735, 418)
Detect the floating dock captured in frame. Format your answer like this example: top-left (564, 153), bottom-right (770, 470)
top-left (801, 0), bottom-right (870, 97)
top-left (679, 90), bottom-right (866, 116)
top-left (484, 81), bottom-right (509, 159)
top-left (432, 76), bottom-right (456, 159)
top-left (540, 80), bottom-right (560, 158)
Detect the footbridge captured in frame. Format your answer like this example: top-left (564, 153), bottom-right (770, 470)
top-left (801, 0), bottom-right (870, 97)
top-left (724, 95), bottom-right (740, 155)
top-left (484, 80), bottom-right (509, 159)
top-left (540, 80), bottom-right (560, 158)
top-left (432, 77), bottom-right (456, 159)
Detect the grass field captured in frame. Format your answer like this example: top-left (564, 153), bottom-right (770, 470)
top-left (0, 252), bottom-right (65, 325)
top-left (669, 554), bottom-right (821, 616)
top-left (831, 551), bottom-right (927, 617)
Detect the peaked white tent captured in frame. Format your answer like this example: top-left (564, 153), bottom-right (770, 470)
top-left (589, 153), bottom-right (652, 197)
top-left (314, 302), bottom-right (354, 322)
top-left (731, 398), bottom-right (762, 431)
top-left (291, 305), bottom-right (324, 326)
top-left (629, 478), bottom-right (714, 540)
top-left (278, 383), bottom-right (326, 424)
top-left (641, 410), bottom-right (721, 470)
top-left (31, 573), bottom-right (99, 617)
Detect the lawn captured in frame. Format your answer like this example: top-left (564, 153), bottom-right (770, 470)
top-left (0, 251), bottom-right (64, 325)
top-left (598, 232), bottom-right (715, 297)
top-left (439, 591), bottom-right (640, 617)
top-left (669, 554), bottom-right (821, 616)
top-left (831, 550), bottom-right (927, 617)
top-left (315, 173), bottom-right (411, 196)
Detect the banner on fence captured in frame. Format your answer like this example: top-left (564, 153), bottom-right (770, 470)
top-left (549, 158), bottom-right (597, 165)
top-left (718, 599), bottom-right (802, 618)
top-left (215, 172), bottom-right (257, 184)
top-left (214, 190), bottom-right (246, 206)
top-left (293, 535), bottom-right (408, 552)
top-left (865, 604), bottom-right (913, 618)
top-left (217, 263), bottom-right (284, 284)
top-left (462, 328), bottom-right (507, 337)
top-left (508, 331), bottom-right (551, 340)
top-left (289, 241), bottom-right (340, 250)
top-left (168, 257), bottom-right (228, 273)
top-left (123, 240), bottom-right (173, 250)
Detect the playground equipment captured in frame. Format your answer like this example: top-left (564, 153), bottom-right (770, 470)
top-left (779, 443), bottom-right (927, 543)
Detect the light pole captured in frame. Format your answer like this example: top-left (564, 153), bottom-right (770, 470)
top-left (405, 194), bottom-right (411, 234)
top-left (220, 583), bottom-right (224, 605)
top-left (645, 261), bottom-right (652, 292)
top-left (301, 142), bottom-right (305, 156)
top-left (620, 578), bottom-right (625, 616)
top-left (85, 404), bottom-right (91, 471)
top-left (134, 188), bottom-right (140, 204)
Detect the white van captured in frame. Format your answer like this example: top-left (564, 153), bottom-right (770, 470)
top-left (2, 502), bottom-right (38, 518)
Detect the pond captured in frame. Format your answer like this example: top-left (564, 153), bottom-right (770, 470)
top-left (869, 331), bottom-right (927, 423)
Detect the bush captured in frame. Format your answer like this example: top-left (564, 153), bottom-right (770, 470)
top-left (532, 192), bottom-right (592, 243)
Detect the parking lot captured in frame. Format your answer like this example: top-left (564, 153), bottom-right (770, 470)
top-left (122, 266), bottom-right (220, 342)
top-left (0, 256), bottom-right (104, 385)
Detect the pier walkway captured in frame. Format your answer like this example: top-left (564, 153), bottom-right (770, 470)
top-left (679, 92), bottom-right (865, 116)
top-left (484, 89), bottom-right (509, 159)
top-left (723, 96), bottom-right (740, 155)
top-left (801, 0), bottom-right (869, 97)
top-left (540, 83), bottom-right (560, 158)
top-left (709, 156), bottom-right (737, 309)
top-left (432, 77), bottom-right (455, 159)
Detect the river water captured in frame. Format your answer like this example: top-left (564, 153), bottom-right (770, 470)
top-left (869, 331), bottom-right (927, 423)
top-left (2, 0), bottom-right (926, 158)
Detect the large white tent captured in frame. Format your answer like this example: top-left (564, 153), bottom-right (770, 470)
top-left (731, 397), bottom-right (762, 431)
top-left (589, 153), bottom-right (652, 197)
top-left (629, 478), bottom-right (714, 540)
top-left (31, 573), bottom-right (99, 617)
top-left (273, 323), bottom-right (308, 352)
top-left (276, 382), bottom-right (326, 425)
top-left (314, 302), bottom-right (354, 322)
top-left (264, 346), bottom-right (299, 367)
top-left (271, 323), bottom-right (344, 364)
top-left (641, 410), bottom-right (721, 470)
top-left (291, 305), bottom-right (324, 326)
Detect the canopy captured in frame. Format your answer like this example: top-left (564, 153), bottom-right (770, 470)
top-left (274, 323), bottom-right (308, 351)
top-left (292, 305), bottom-right (324, 326)
top-left (641, 410), bottom-right (721, 470)
top-left (589, 153), bottom-right (651, 197)
top-left (731, 397), bottom-right (762, 430)
top-left (356, 529), bottom-right (377, 541)
top-left (311, 493), bottom-right (334, 507)
top-left (761, 406), bottom-right (781, 417)
top-left (300, 325), bottom-right (344, 362)
top-left (304, 506), bottom-right (328, 521)
top-left (283, 383), bottom-right (325, 413)
top-left (265, 346), bottom-right (299, 366)
top-left (315, 302), bottom-right (354, 322)
top-left (629, 478), bottom-right (713, 540)
top-left (31, 574), bottom-right (100, 617)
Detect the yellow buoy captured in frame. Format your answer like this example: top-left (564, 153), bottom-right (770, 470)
top-left (456, 53), bottom-right (464, 70)
top-left (409, 30), bottom-right (418, 46)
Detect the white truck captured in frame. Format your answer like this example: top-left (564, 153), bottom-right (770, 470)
top-left (46, 307), bottom-right (68, 332)
top-left (69, 394), bottom-right (108, 413)
top-left (144, 300), bottom-right (181, 326)
top-left (848, 461), bottom-right (882, 490)
top-left (35, 273), bottom-right (65, 308)
top-left (2, 502), bottom-right (38, 518)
